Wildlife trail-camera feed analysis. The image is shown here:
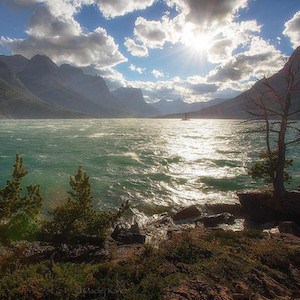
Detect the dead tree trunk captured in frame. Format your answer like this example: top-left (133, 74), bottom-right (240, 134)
top-left (246, 47), bottom-right (300, 200)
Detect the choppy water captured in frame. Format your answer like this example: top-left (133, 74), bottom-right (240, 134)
top-left (0, 119), bottom-right (299, 219)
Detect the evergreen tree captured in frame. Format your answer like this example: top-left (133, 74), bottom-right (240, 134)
top-left (0, 154), bottom-right (42, 240)
top-left (45, 166), bottom-right (129, 243)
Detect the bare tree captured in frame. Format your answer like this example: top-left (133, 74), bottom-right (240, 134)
top-left (246, 47), bottom-right (300, 200)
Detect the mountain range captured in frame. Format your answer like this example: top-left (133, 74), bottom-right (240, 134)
top-left (150, 97), bottom-right (228, 115)
top-left (0, 47), bottom-right (299, 119)
top-left (0, 54), bottom-right (162, 118)
top-left (176, 46), bottom-right (300, 119)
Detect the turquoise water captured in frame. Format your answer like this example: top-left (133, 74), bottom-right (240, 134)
top-left (0, 119), bottom-right (299, 219)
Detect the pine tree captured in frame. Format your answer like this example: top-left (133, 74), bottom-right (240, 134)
top-left (0, 155), bottom-right (42, 240)
top-left (45, 166), bottom-right (129, 243)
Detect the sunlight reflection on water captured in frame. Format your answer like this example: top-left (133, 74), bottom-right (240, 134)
top-left (0, 119), bottom-right (299, 219)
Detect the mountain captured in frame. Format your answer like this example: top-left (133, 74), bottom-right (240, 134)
top-left (186, 47), bottom-right (300, 119)
top-left (0, 61), bottom-right (16, 84)
top-left (16, 55), bottom-right (158, 117)
top-left (0, 54), bottom-right (29, 74)
top-left (0, 54), bottom-right (162, 118)
top-left (0, 57), bottom-right (88, 118)
top-left (113, 87), bottom-right (159, 117)
top-left (18, 55), bottom-right (121, 117)
top-left (0, 74), bottom-right (85, 119)
top-left (58, 64), bottom-right (126, 114)
top-left (151, 98), bottom-right (228, 115)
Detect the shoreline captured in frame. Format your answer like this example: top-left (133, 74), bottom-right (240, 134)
top-left (1, 187), bottom-right (300, 298)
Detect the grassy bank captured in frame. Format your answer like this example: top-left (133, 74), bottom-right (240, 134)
top-left (1, 228), bottom-right (300, 299)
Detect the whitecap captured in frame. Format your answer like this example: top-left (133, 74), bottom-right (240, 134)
top-left (87, 133), bottom-right (108, 138)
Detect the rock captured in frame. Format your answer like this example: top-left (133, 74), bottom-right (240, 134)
top-left (278, 221), bottom-right (300, 237)
top-left (238, 190), bottom-right (300, 225)
top-left (196, 213), bottom-right (235, 227)
top-left (172, 205), bottom-right (201, 222)
top-left (164, 277), bottom-right (233, 300)
top-left (205, 203), bottom-right (243, 217)
top-left (235, 282), bottom-right (252, 298)
top-left (111, 223), bottom-right (146, 245)
top-left (262, 276), bottom-right (291, 298)
top-left (232, 293), bottom-right (248, 300)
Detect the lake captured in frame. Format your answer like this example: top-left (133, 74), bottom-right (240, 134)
top-left (0, 119), bottom-right (299, 221)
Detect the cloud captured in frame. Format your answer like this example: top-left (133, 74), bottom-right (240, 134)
top-left (127, 74), bottom-right (224, 103)
top-left (91, 67), bottom-right (127, 90)
top-left (95, 0), bottom-right (156, 19)
top-left (134, 17), bottom-right (168, 49)
top-left (166, 0), bottom-right (248, 26)
top-left (152, 69), bottom-right (164, 78)
top-left (26, 5), bottom-right (81, 37)
top-left (1, 1), bottom-right (127, 69)
top-left (283, 11), bottom-right (300, 49)
top-left (208, 37), bottom-right (284, 90)
top-left (190, 83), bottom-right (219, 95)
top-left (207, 20), bottom-right (261, 63)
top-left (124, 38), bottom-right (148, 57)
top-left (129, 0), bottom-right (252, 60)
top-left (129, 64), bottom-right (145, 74)
top-left (133, 15), bottom-right (182, 49)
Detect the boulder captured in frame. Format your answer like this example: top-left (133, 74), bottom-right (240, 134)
top-left (195, 213), bottom-right (235, 227)
top-left (238, 190), bottom-right (300, 224)
top-left (111, 223), bottom-right (146, 244)
top-left (205, 203), bottom-right (243, 217)
top-left (172, 205), bottom-right (201, 222)
top-left (278, 221), bottom-right (300, 237)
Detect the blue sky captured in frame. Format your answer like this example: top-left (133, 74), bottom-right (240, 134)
top-left (0, 0), bottom-right (299, 103)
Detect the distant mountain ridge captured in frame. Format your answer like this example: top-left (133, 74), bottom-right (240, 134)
top-left (151, 97), bottom-right (228, 115)
top-left (183, 47), bottom-right (300, 119)
top-left (0, 54), bottom-right (160, 118)
top-left (1, 48), bottom-right (299, 119)
top-left (113, 87), bottom-right (159, 117)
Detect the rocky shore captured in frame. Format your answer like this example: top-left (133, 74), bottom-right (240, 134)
top-left (1, 190), bottom-right (300, 299)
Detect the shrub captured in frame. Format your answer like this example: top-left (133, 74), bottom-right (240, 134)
top-left (44, 166), bottom-right (129, 243)
top-left (249, 150), bottom-right (293, 185)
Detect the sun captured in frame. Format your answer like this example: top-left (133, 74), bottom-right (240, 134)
top-left (182, 26), bottom-right (211, 53)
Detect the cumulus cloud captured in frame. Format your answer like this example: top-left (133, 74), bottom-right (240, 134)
top-left (133, 15), bottom-right (182, 49)
top-left (152, 69), bottom-right (164, 78)
top-left (2, 28), bottom-right (126, 68)
top-left (26, 6), bottom-right (81, 37)
top-left (208, 37), bottom-right (284, 90)
top-left (1, 0), bottom-right (127, 69)
top-left (134, 17), bottom-right (168, 49)
top-left (124, 38), bottom-right (148, 57)
top-left (190, 83), bottom-right (219, 95)
top-left (95, 0), bottom-right (156, 19)
top-left (129, 64), bottom-right (145, 74)
top-left (92, 67), bottom-right (127, 90)
top-left (127, 74), bottom-right (224, 103)
top-left (207, 20), bottom-right (261, 63)
top-left (283, 11), bottom-right (300, 49)
top-left (128, 0), bottom-right (252, 62)
top-left (166, 0), bottom-right (248, 26)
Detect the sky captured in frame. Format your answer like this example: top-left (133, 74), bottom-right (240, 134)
top-left (0, 0), bottom-right (299, 104)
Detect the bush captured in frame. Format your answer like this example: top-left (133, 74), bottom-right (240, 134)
top-left (249, 150), bottom-right (293, 185)
top-left (44, 166), bottom-right (129, 243)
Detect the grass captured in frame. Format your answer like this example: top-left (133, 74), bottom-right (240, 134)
top-left (0, 228), bottom-right (299, 299)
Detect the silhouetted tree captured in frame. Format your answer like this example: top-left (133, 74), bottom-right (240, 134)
top-left (247, 47), bottom-right (300, 199)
